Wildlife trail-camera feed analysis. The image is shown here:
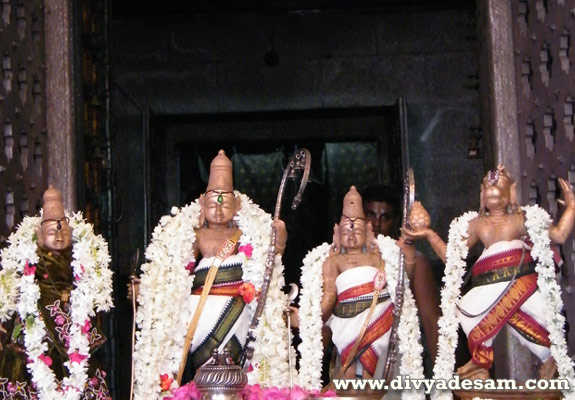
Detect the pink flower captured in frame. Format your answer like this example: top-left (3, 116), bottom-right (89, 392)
top-left (38, 354), bottom-right (52, 366)
top-left (69, 351), bottom-right (88, 364)
top-left (54, 315), bottom-right (65, 326)
top-left (242, 383), bottom-right (263, 400)
top-left (185, 261), bottom-right (196, 274)
top-left (241, 384), bottom-right (332, 400)
top-left (288, 385), bottom-right (308, 400)
top-left (74, 266), bottom-right (86, 282)
top-left (24, 262), bottom-right (36, 276)
top-left (81, 319), bottom-right (92, 334)
top-left (171, 382), bottom-right (201, 400)
top-left (238, 244), bottom-right (253, 259)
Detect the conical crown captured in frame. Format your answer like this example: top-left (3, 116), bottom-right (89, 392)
top-left (206, 150), bottom-right (233, 192)
top-left (340, 185), bottom-right (364, 222)
top-left (42, 185), bottom-right (65, 222)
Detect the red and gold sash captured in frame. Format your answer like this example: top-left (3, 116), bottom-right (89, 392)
top-left (340, 303), bottom-right (394, 376)
top-left (468, 273), bottom-right (542, 368)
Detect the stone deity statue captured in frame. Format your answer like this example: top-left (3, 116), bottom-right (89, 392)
top-left (188, 150), bottom-right (287, 369)
top-left (320, 186), bottom-right (416, 379)
top-left (406, 164), bottom-right (575, 381)
top-left (0, 186), bottom-right (112, 399)
top-left (132, 150), bottom-right (290, 399)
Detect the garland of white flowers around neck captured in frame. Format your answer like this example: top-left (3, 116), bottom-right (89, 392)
top-left (431, 206), bottom-right (575, 400)
top-left (0, 212), bottom-right (114, 400)
top-left (430, 211), bottom-right (477, 400)
top-left (132, 192), bottom-right (293, 400)
top-left (523, 205), bottom-right (575, 400)
top-left (297, 235), bottom-right (424, 400)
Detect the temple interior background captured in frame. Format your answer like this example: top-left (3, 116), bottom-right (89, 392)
top-left (1, 0), bottom-right (574, 398)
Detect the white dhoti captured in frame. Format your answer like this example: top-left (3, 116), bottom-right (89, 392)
top-left (189, 253), bottom-right (250, 368)
top-left (326, 266), bottom-right (393, 377)
top-left (457, 240), bottom-right (553, 368)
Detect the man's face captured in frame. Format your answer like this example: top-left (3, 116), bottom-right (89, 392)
top-left (39, 219), bottom-right (72, 253)
top-left (203, 192), bottom-right (236, 227)
top-left (339, 219), bottom-right (366, 251)
top-left (364, 201), bottom-right (397, 236)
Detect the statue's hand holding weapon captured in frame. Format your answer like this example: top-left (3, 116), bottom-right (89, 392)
top-left (239, 148), bottom-right (311, 370)
top-left (272, 220), bottom-right (288, 255)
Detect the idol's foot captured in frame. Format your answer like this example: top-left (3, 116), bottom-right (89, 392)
top-left (456, 360), bottom-right (489, 380)
top-left (539, 357), bottom-right (557, 380)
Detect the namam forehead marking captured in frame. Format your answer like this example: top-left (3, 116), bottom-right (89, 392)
top-left (340, 216), bottom-right (366, 231)
top-left (204, 190), bottom-right (235, 204)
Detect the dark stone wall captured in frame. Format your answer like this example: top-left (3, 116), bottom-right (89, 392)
top-left (110, 5), bottom-right (485, 259)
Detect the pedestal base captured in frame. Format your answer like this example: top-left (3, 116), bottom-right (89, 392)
top-left (453, 388), bottom-right (562, 400)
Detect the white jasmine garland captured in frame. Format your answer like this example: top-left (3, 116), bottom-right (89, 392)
top-left (0, 212), bottom-right (114, 400)
top-left (297, 236), bottom-right (424, 400)
top-left (377, 235), bottom-right (425, 400)
top-left (133, 192), bottom-right (293, 400)
top-left (522, 205), bottom-right (575, 400)
top-left (297, 242), bottom-right (331, 389)
top-left (431, 211), bottom-right (477, 400)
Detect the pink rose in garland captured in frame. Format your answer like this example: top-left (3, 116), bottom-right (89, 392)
top-left (241, 384), bottom-right (336, 400)
top-left (162, 382), bottom-right (336, 400)
top-left (185, 261), bottom-right (196, 274)
top-left (69, 351), bottom-right (88, 364)
top-left (38, 354), bottom-right (53, 366)
top-left (163, 381), bottom-right (201, 400)
top-left (23, 262), bottom-right (36, 276)
top-left (238, 244), bottom-right (253, 259)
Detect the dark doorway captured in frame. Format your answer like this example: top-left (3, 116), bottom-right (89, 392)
top-left (149, 106), bottom-right (402, 286)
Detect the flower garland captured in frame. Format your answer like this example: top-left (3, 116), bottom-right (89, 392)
top-left (0, 212), bottom-right (114, 400)
top-left (377, 235), bottom-right (425, 400)
top-left (297, 242), bottom-right (331, 389)
top-left (431, 211), bottom-right (477, 400)
top-left (432, 207), bottom-right (575, 400)
top-left (523, 205), bottom-right (575, 400)
top-left (133, 192), bottom-right (293, 400)
top-left (297, 236), bottom-right (424, 399)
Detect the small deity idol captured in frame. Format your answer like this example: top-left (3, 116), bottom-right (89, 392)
top-left (406, 164), bottom-right (575, 381)
top-left (0, 186), bottom-right (113, 399)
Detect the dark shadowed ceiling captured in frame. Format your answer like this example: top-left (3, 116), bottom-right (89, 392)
top-left (111, 0), bottom-right (475, 18)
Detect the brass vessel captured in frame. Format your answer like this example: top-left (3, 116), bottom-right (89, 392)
top-left (194, 349), bottom-right (247, 400)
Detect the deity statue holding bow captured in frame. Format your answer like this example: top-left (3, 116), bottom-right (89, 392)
top-left (132, 150), bottom-right (292, 400)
